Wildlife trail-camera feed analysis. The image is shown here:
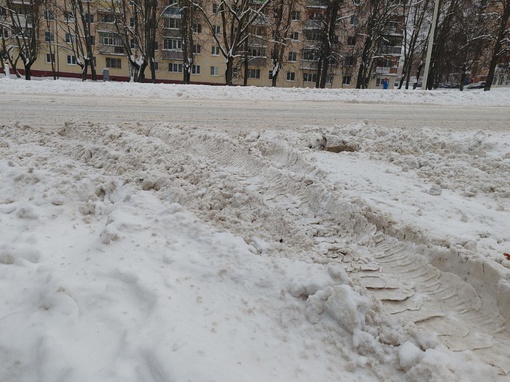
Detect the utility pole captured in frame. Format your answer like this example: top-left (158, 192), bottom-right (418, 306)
top-left (422, 0), bottom-right (440, 90)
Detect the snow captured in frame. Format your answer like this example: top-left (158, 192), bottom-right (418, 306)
top-left (0, 77), bottom-right (509, 381)
top-left (2, 74), bottom-right (510, 105)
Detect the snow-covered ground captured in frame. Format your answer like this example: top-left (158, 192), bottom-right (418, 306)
top-left (1, 77), bottom-right (509, 382)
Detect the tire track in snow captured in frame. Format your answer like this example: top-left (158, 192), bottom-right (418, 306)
top-left (356, 238), bottom-right (509, 375)
top-left (151, 125), bottom-right (510, 377)
top-left (50, 121), bottom-right (509, 376)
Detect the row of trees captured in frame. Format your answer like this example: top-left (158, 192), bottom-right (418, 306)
top-left (1, 0), bottom-right (509, 90)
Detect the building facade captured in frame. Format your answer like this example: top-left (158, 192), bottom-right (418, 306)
top-left (1, 0), bottom-right (404, 88)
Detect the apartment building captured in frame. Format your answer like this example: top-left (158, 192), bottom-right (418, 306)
top-left (0, 0), bottom-right (404, 89)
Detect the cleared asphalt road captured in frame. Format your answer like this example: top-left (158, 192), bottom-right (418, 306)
top-left (1, 93), bottom-right (508, 131)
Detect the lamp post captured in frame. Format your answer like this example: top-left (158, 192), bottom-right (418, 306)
top-left (422, 0), bottom-right (440, 90)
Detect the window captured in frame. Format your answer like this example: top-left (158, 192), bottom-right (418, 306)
top-left (193, 23), bottom-right (202, 33)
top-left (254, 26), bottom-right (265, 36)
top-left (85, 13), bottom-right (94, 23)
top-left (309, 12), bottom-right (322, 20)
top-left (350, 15), bottom-right (358, 26)
top-left (268, 70), bottom-right (273, 79)
top-left (191, 64), bottom-right (201, 74)
top-left (211, 46), bottom-right (220, 55)
top-left (250, 47), bottom-right (265, 57)
top-left (163, 38), bottom-right (182, 50)
top-left (44, 10), bottom-right (54, 20)
top-left (303, 50), bottom-right (318, 61)
top-left (210, 66), bottom-right (219, 76)
top-left (290, 32), bottom-right (299, 41)
top-left (46, 53), bottom-right (55, 63)
top-left (100, 13), bottom-right (115, 23)
top-left (163, 17), bottom-right (181, 29)
top-left (99, 32), bottom-right (122, 46)
top-left (291, 11), bottom-right (300, 21)
top-left (193, 44), bottom-right (201, 54)
top-left (248, 68), bottom-right (260, 79)
top-left (1, 27), bottom-right (8, 38)
top-left (213, 25), bottom-right (220, 35)
top-left (305, 30), bottom-right (322, 41)
top-left (65, 33), bottom-right (74, 43)
top-left (347, 36), bottom-right (356, 46)
top-left (130, 17), bottom-right (135, 28)
top-left (164, 3), bottom-right (180, 15)
top-left (286, 71), bottom-right (295, 81)
top-left (64, 11), bottom-right (75, 23)
top-left (168, 62), bottom-right (183, 72)
top-left (87, 35), bottom-right (95, 45)
top-left (106, 57), bottom-right (121, 68)
top-left (342, 76), bottom-right (351, 85)
top-left (67, 55), bottom-right (77, 65)
top-left (304, 73), bottom-right (317, 82)
top-left (212, 3), bottom-right (218, 13)
top-left (288, 52), bottom-right (297, 62)
top-left (345, 56), bottom-right (355, 66)
top-left (130, 39), bottom-right (137, 49)
top-left (0, 7), bottom-right (6, 16)
top-left (44, 31), bottom-right (55, 43)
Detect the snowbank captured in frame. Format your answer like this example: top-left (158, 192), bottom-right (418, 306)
top-left (0, 79), bottom-right (508, 381)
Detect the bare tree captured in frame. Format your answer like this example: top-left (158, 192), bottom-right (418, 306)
top-left (193, 0), bottom-right (271, 85)
top-left (57, 0), bottom-right (97, 80)
top-left (42, 0), bottom-right (57, 79)
top-left (1, 5), bottom-right (19, 76)
top-left (398, 0), bottom-right (430, 89)
top-left (319, 0), bottom-right (344, 88)
top-left (109, 0), bottom-right (159, 82)
top-left (484, 0), bottom-right (510, 90)
top-left (242, 10), bottom-right (270, 85)
top-left (180, 0), bottom-right (197, 83)
top-left (3, 0), bottom-right (42, 79)
top-left (425, 0), bottom-right (463, 88)
top-left (268, 0), bottom-right (297, 86)
top-left (355, 0), bottom-right (401, 88)
top-left (422, 0), bottom-right (494, 89)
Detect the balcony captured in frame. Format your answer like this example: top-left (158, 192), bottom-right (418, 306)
top-left (378, 46), bottom-right (402, 55)
top-left (300, 61), bottom-right (318, 70)
top-left (161, 50), bottom-right (183, 60)
top-left (375, 66), bottom-right (398, 75)
top-left (98, 45), bottom-right (124, 54)
top-left (382, 27), bottom-right (402, 36)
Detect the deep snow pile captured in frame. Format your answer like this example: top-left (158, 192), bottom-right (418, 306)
top-left (0, 79), bottom-right (509, 381)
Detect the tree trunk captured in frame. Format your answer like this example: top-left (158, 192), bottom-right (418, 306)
top-left (243, 38), bottom-right (249, 86)
top-left (356, 39), bottom-right (371, 89)
top-left (459, 64), bottom-right (467, 91)
top-left (225, 56), bottom-right (234, 85)
top-left (24, 64), bottom-right (32, 80)
top-left (82, 61), bottom-right (88, 81)
top-left (485, 2), bottom-right (510, 91)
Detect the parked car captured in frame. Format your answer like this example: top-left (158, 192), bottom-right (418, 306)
top-left (439, 82), bottom-right (460, 88)
top-left (467, 81), bottom-right (486, 89)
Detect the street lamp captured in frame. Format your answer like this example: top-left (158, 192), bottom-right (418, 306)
top-left (422, 0), bottom-right (440, 90)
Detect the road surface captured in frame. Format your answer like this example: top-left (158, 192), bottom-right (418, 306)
top-left (1, 93), bottom-right (508, 131)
